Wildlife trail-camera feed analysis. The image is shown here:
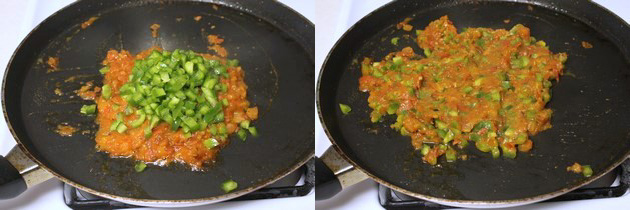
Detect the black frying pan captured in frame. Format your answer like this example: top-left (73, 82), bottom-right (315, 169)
top-left (316, 0), bottom-right (630, 207)
top-left (0, 0), bottom-right (313, 206)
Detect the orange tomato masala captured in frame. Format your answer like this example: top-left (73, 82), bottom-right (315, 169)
top-left (358, 16), bottom-right (567, 165)
top-left (92, 41), bottom-right (257, 169)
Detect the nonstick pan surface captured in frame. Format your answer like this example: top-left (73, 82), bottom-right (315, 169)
top-left (3, 0), bottom-right (314, 204)
top-left (317, 0), bottom-right (630, 205)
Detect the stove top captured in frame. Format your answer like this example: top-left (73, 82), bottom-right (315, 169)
top-left (63, 159), bottom-right (314, 209)
top-left (378, 160), bottom-right (629, 209)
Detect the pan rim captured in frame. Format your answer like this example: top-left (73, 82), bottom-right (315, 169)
top-left (2, 0), bottom-right (314, 205)
top-left (316, 0), bottom-right (630, 206)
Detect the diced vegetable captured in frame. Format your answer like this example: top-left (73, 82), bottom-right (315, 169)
top-left (237, 129), bottom-right (247, 141)
top-left (113, 49), bottom-right (232, 136)
top-left (339, 103), bottom-right (351, 115)
top-left (582, 165), bottom-right (593, 177)
top-left (102, 85), bottom-right (112, 99)
top-left (420, 144), bottom-right (430, 155)
top-left (80, 105), bottom-right (96, 115)
top-left (391, 37), bottom-right (400, 45)
top-left (248, 127), bottom-right (258, 137)
top-left (221, 180), bottom-right (238, 193)
top-left (240, 120), bottom-right (250, 129)
top-left (134, 162), bottom-right (147, 172)
top-left (99, 66), bottom-right (110, 74)
top-left (203, 138), bottom-right (219, 149)
top-left (445, 149), bottom-right (457, 162)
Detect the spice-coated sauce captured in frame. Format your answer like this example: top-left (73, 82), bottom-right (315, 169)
top-left (359, 16), bottom-right (566, 165)
top-left (94, 47), bottom-right (257, 169)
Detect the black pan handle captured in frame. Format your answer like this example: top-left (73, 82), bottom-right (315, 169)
top-left (0, 146), bottom-right (53, 199)
top-left (315, 147), bottom-right (368, 200)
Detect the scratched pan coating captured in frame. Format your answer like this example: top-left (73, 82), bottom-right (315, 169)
top-left (318, 0), bottom-right (630, 203)
top-left (3, 0), bottom-right (313, 202)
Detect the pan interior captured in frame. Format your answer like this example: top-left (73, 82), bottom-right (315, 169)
top-left (319, 0), bottom-right (630, 201)
top-left (5, 0), bottom-right (313, 200)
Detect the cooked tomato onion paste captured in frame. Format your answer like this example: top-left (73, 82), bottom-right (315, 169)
top-left (359, 16), bottom-right (567, 165)
top-left (91, 40), bottom-right (258, 169)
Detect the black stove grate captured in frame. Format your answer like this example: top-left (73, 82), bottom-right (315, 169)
top-left (63, 159), bottom-right (314, 209)
top-left (379, 159), bottom-right (630, 209)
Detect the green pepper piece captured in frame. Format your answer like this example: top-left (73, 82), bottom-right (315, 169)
top-left (391, 37), bottom-right (399, 46)
top-left (99, 66), bottom-right (110, 74)
top-left (116, 123), bottom-right (128, 133)
top-left (392, 56), bottom-right (403, 66)
top-left (227, 59), bottom-right (239, 67)
top-left (475, 141), bottom-right (492, 152)
top-left (237, 129), bottom-right (247, 141)
top-left (420, 144), bottom-right (431, 155)
top-left (203, 138), bottom-right (220, 149)
top-left (131, 112), bottom-right (146, 128)
top-left (248, 127), bottom-right (258, 137)
top-left (445, 149), bottom-right (457, 162)
top-left (221, 180), bottom-right (238, 193)
top-left (134, 162), bottom-right (147, 172)
top-left (240, 120), bottom-right (250, 129)
top-left (582, 165), bottom-right (593, 177)
top-left (470, 133), bottom-right (481, 142)
top-left (339, 103), bottom-right (351, 115)
top-left (80, 104), bottom-right (96, 115)
top-left (501, 144), bottom-right (517, 159)
top-left (491, 147), bottom-right (500, 158)
top-left (102, 85), bottom-right (112, 99)
top-left (443, 130), bottom-right (454, 144)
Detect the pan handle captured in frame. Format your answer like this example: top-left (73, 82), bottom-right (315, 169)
top-left (315, 147), bottom-right (368, 200)
top-left (0, 146), bottom-right (54, 199)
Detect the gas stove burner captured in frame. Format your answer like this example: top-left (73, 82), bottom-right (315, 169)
top-left (63, 159), bottom-right (314, 209)
top-left (378, 159), bottom-right (630, 209)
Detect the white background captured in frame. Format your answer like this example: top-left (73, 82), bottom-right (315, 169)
top-left (315, 0), bottom-right (630, 209)
top-left (0, 0), bottom-right (313, 210)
